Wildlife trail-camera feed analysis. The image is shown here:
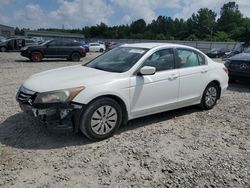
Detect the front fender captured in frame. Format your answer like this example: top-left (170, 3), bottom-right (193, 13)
top-left (72, 86), bottom-right (130, 116)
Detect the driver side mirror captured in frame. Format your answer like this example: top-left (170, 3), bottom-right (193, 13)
top-left (138, 66), bottom-right (156, 75)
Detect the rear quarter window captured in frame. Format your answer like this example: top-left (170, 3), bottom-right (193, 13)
top-left (196, 53), bottom-right (206, 65)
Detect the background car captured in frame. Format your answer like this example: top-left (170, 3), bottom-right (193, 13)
top-left (105, 42), bottom-right (122, 51)
top-left (20, 39), bottom-right (86, 62)
top-left (89, 42), bottom-right (106, 52)
top-left (223, 41), bottom-right (250, 59)
top-left (81, 41), bottom-right (89, 52)
top-left (225, 46), bottom-right (250, 82)
top-left (0, 38), bottom-right (38, 52)
top-left (205, 48), bottom-right (230, 58)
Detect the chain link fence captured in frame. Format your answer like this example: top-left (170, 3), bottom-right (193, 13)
top-left (92, 39), bottom-right (236, 52)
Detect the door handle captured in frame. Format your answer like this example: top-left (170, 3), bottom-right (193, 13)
top-left (201, 68), bottom-right (208, 73)
top-left (168, 74), bottom-right (179, 80)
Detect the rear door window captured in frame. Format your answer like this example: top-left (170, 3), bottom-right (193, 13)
top-left (176, 49), bottom-right (206, 68)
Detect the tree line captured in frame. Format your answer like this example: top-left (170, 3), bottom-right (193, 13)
top-left (15, 2), bottom-right (250, 42)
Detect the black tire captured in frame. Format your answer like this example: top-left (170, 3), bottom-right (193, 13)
top-left (30, 51), bottom-right (43, 62)
top-left (79, 98), bottom-right (122, 141)
top-left (0, 46), bottom-right (7, 52)
top-left (99, 48), bottom-right (104, 53)
top-left (200, 82), bottom-right (219, 110)
top-left (71, 52), bottom-right (81, 62)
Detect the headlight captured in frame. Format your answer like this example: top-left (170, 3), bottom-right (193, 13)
top-left (34, 86), bottom-right (85, 104)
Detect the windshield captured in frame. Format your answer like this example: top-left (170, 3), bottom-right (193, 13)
top-left (233, 42), bottom-right (243, 52)
top-left (244, 46), bottom-right (250, 53)
top-left (85, 47), bottom-right (148, 73)
top-left (0, 36), bottom-right (6, 42)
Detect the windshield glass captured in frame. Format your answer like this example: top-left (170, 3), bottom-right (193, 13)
top-left (244, 46), bottom-right (250, 53)
top-left (233, 42), bottom-right (243, 52)
top-left (85, 47), bottom-right (148, 73)
top-left (0, 36), bottom-right (6, 42)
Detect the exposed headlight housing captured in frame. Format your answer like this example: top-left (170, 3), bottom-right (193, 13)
top-left (34, 86), bottom-right (85, 104)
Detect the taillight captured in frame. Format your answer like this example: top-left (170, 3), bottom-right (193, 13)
top-left (80, 47), bottom-right (85, 53)
top-left (223, 67), bottom-right (229, 74)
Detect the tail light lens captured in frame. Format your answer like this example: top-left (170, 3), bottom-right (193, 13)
top-left (223, 67), bottom-right (229, 74)
top-left (80, 47), bottom-right (85, 54)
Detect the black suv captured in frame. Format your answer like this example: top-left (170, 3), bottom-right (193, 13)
top-left (21, 39), bottom-right (86, 62)
top-left (225, 47), bottom-right (250, 82)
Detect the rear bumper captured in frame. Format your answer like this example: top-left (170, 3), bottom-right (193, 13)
top-left (80, 52), bottom-right (86, 57)
top-left (19, 102), bottom-right (83, 133)
top-left (229, 71), bottom-right (250, 80)
top-left (221, 83), bottom-right (228, 96)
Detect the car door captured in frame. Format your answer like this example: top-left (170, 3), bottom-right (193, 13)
top-left (44, 40), bottom-right (65, 57)
top-left (95, 44), bottom-right (101, 51)
top-left (89, 43), bottom-right (98, 52)
top-left (130, 48), bottom-right (180, 118)
top-left (176, 48), bottom-right (208, 105)
top-left (60, 41), bottom-right (72, 57)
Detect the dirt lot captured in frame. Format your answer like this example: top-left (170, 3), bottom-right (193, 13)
top-left (0, 52), bottom-right (250, 188)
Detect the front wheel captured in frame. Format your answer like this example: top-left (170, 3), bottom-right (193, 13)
top-left (99, 48), bottom-right (104, 53)
top-left (30, 51), bottom-right (42, 62)
top-left (200, 83), bottom-right (219, 110)
top-left (79, 98), bottom-right (122, 141)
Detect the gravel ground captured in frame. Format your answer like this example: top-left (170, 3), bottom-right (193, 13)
top-left (0, 52), bottom-right (250, 188)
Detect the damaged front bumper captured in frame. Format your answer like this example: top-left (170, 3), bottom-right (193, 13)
top-left (16, 86), bottom-right (84, 133)
top-left (19, 102), bottom-right (83, 133)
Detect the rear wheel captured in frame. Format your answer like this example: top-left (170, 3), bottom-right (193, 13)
top-left (0, 46), bottom-right (7, 52)
top-left (71, 52), bottom-right (81, 62)
top-left (79, 98), bottom-right (122, 141)
top-left (30, 51), bottom-right (42, 62)
top-left (200, 83), bottom-right (219, 110)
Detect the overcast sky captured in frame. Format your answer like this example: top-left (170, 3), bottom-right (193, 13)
top-left (0, 0), bottom-right (249, 29)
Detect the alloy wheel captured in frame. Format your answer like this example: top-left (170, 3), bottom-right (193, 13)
top-left (32, 52), bottom-right (42, 62)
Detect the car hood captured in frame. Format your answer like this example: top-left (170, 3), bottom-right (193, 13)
top-left (229, 53), bottom-right (250, 61)
top-left (23, 65), bottom-right (122, 92)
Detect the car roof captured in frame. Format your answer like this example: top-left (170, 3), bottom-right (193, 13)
top-left (120, 43), bottom-right (196, 50)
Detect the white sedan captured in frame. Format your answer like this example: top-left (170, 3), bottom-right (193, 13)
top-left (17, 43), bottom-right (228, 140)
top-left (88, 42), bottom-right (106, 52)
